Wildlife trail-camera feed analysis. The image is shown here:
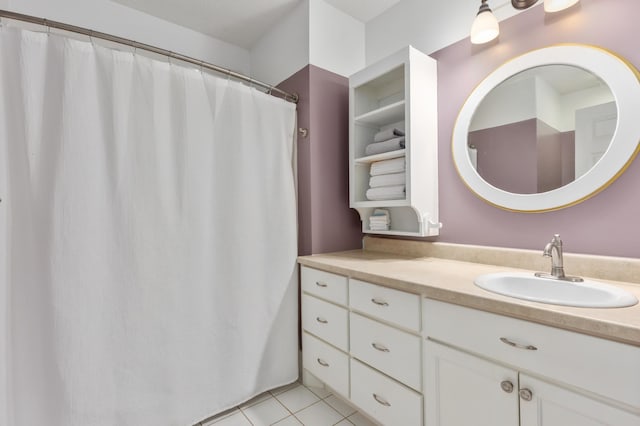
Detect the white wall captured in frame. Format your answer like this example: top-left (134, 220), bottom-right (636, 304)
top-left (469, 77), bottom-right (537, 131)
top-left (250, 0), bottom-right (310, 86)
top-left (308, 0), bottom-right (364, 78)
top-left (4, 0), bottom-right (250, 73)
top-left (251, 0), bottom-right (365, 85)
top-left (535, 76), bottom-right (565, 131)
top-left (366, 0), bottom-right (530, 65)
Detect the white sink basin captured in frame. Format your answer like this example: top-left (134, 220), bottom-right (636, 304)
top-left (474, 272), bottom-right (638, 308)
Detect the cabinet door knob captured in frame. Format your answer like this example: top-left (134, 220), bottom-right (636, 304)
top-left (500, 337), bottom-right (537, 351)
top-left (519, 388), bottom-right (533, 401)
top-left (371, 342), bottom-right (390, 352)
top-left (315, 281), bottom-right (328, 288)
top-left (500, 380), bottom-right (514, 393)
top-left (371, 298), bottom-right (389, 307)
top-left (316, 317), bottom-right (328, 324)
top-left (316, 358), bottom-right (329, 367)
top-left (373, 393), bottom-right (391, 407)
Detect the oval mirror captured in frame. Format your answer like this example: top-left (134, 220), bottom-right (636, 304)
top-left (452, 45), bottom-right (640, 212)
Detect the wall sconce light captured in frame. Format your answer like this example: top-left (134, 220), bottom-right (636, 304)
top-left (471, 0), bottom-right (580, 44)
top-left (470, 0), bottom-right (500, 45)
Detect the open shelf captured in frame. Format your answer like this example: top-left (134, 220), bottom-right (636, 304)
top-left (352, 200), bottom-right (408, 208)
top-left (349, 46), bottom-right (440, 237)
top-left (354, 149), bottom-right (406, 164)
top-left (354, 101), bottom-right (405, 126)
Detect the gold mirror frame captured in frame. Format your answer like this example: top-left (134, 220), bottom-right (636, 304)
top-left (452, 45), bottom-right (640, 212)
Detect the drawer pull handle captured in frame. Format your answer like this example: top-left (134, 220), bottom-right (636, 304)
top-left (519, 388), bottom-right (533, 402)
top-left (373, 393), bottom-right (391, 407)
top-left (316, 317), bottom-right (328, 324)
top-left (500, 337), bottom-right (537, 351)
top-left (315, 281), bottom-right (328, 288)
top-left (316, 358), bottom-right (329, 367)
top-left (371, 298), bottom-right (389, 307)
top-left (371, 342), bottom-right (390, 352)
top-left (500, 380), bottom-right (514, 393)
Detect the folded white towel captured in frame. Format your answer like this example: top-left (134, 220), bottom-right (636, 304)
top-left (370, 215), bottom-right (390, 223)
top-left (366, 185), bottom-right (405, 201)
top-left (369, 157), bottom-right (405, 176)
top-left (369, 172), bottom-right (406, 188)
top-left (374, 128), bottom-right (405, 143)
top-left (369, 208), bottom-right (390, 225)
top-left (369, 224), bottom-right (390, 231)
top-left (365, 137), bottom-right (405, 156)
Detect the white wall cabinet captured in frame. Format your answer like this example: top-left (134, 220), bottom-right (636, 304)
top-left (349, 46), bottom-right (439, 236)
top-left (423, 298), bottom-right (640, 426)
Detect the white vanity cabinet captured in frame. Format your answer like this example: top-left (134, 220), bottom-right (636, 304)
top-left (424, 339), bottom-right (518, 426)
top-left (423, 298), bottom-right (640, 426)
top-left (349, 46), bottom-right (439, 237)
top-left (301, 266), bottom-right (424, 425)
top-left (348, 280), bottom-right (423, 424)
top-left (519, 374), bottom-right (640, 426)
top-left (301, 267), bottom-right (350, 397)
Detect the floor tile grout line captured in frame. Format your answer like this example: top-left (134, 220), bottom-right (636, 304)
top-left (249, 394), bottom-right (292, 426)
top-left (239, 409), bottom-right (254, 426)
top-left (199, 382), bottom-right (361, 426)
top-left (273, 395), bottom-right (294, 423)
top-left (272, 385), bottom-right (324, 416)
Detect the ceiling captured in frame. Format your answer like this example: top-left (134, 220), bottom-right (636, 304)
top-left (111, 0), bottom-right (403, 49)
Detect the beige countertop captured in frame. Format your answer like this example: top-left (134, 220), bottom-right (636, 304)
top-left (298, 249), bottom-right (640, 347)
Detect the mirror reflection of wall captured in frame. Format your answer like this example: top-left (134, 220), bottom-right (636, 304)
top-left (467, 65), bottom-right (616, 194)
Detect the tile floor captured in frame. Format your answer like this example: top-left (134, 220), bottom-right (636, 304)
top-left (197, 381), bottom-right (380, 426)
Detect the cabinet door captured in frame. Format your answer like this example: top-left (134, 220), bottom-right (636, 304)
top-left (424, 340), bottom-right (518, 426)
top-left (519, 374), bottom-right (640, 426)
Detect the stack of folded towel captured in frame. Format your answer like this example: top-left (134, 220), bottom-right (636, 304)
top-left (366, 156), bottom-right (406, 201)
top-left (369, 209), bottom-right (390, 232)
top-left (364, 128), bottom-right (405, 156)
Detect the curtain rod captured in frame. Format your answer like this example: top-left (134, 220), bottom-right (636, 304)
top-left (0, 9), bottom-right (299, 103)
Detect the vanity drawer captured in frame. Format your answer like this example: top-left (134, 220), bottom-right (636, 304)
top-left (423, 298), bottom-right (640, 410)
top-left (303, 332), bottom-right (349, 398)
top-left (302, 294), bottom-right (349, 351)
top-left (301, 266), bottom-right (348, 305)
top-left (350, 359), bottom-right (422, 426)
top-left (350, 312), bottom-right (421, 391)
top-left (349, 279), bottom-right (420, 332)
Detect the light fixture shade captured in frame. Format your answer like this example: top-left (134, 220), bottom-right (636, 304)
top-left (544, 0), bottom-right (580, 12)
top-left (470, 9), bottom-right (499, 44)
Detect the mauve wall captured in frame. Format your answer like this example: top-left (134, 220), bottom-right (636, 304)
top-left (307, 65), bottom-right (362, 254)
top-left (470, 119), bottom-right (538, 194)
top-left (277, 67), bottom-right (312, 255)
top-left (279, 65), bottom-right (362, 256)
top-left (430, 0), bottom-right (640, 258)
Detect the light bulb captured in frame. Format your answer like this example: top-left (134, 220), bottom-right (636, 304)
top-left (470, 2), bottom-right (500, 45)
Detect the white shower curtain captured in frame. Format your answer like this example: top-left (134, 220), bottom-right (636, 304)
top-left (0, 27), bottom-right (298, 426)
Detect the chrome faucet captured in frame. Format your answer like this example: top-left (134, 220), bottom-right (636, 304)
top-left (535, 234), bottom-right (583, 282)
